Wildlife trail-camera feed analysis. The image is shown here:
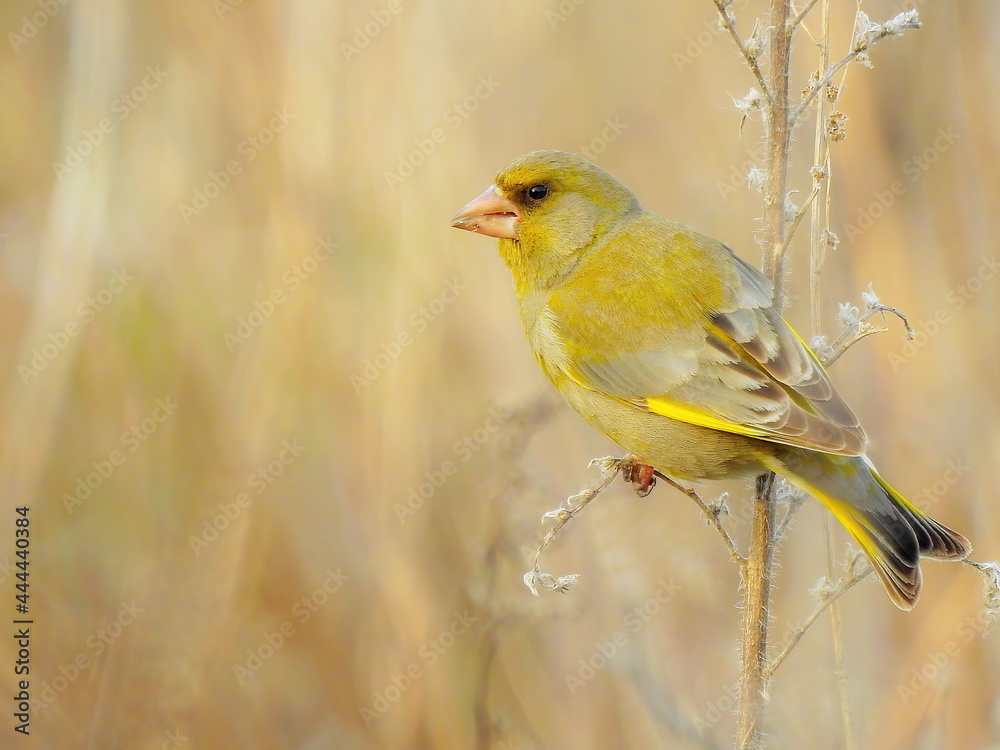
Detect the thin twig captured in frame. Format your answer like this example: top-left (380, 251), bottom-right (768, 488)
top-left (806, 5), bottom-right (856, 745)
top-left (825, 303), bottom-right (915, 366)
top-left (652, 470), bottom-right (745, 566)
top-left (826, 326), bottom-right (885, 364)
top-left (772, 487), bottom-right (808, 541)
top-left (792, 53), bottom-right (862, 125)
top-left (759, 5), bottom-right (793, 288)
top-left (809, 172), bottom-right (832, 335)
top-left (825, 515), bottom-right (856, 750)
top-left (763, 564), bottom-right (874, 681)
top-left (775, 181), bottom-right (822, 267)
top-left (789, 0), bottom-right (822, 32)
top-left (792, 13), bottom-right (921, 126)
top-left (737, 0), bottom-right (793, 745)
top-left (963, 559), bottom-right (1000, 622)
top-left (525, 457), bottom-right (745, 595)
top-left (711, 0), bottom-right (772, 107)
top-left (524, 456), bottom-right (622, 596)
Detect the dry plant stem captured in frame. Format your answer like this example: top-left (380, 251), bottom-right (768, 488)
top-left (806, 3), bottom-right (855, 746)
top-left (712, 0), bottom-right (771, 106)
top-left (963, 559), bottom-right (1000, 623)
top-left (772, 490), bottom-right (807, 541)
top-left (791, 18), bottom-right (919, 127)
top-left (790, 0), bottom-right (822, 32)
top-left (824, 515), bottom-right (856, 750)
top-left (527, 457), bottom-right (740, 594)
top-left (737, 0), bottom-right (793, 746)
top-left (763, 567), bottom-right (872, 681)
top-left (807, 63), bottom-right (834, 335)
top-left (760, 0), bottom-right (792, 290)
top-left (738, 473), bottom-right (778, 749)
top-left (653, 470), bottom-right (745, 566)
top-left (776, 182), bottom-right (821, 264)
top-left (825, 304), bottom-right (915, 366)
top-left (527, 459), bottom-right (621, 588)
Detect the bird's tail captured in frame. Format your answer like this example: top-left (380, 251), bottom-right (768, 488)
top-left (764, 452), bottom-right (971, 610)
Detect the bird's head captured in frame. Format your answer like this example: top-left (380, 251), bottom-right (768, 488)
top-left (451, 150), bottom-right (641, 292)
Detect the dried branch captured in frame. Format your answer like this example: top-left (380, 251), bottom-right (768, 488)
top-left (711, 0), bottom-right (772, 107)
top-left (824, 291), bottom-right (915, 366)
top-left (964, 559), bottom-right (1000, 624)
top-left (763, 554), bottom-right (874, 681)
top-left (789, 0), bottom-right (822, 32)
top-left (524, 456), bottom-right (743, 597)
top-left (825, 514), bottom-right (856, 750)
top-left (654, 474), bottom-right (745, 566)
top-left (792, 10), bottom-right (921, 126)
top-left (775, 181), bottom-right (823, 267)
top-left (736, 0), bottom-right (794, 743)
top-left (772, 482), bottom-right (808, 542)
top-left (803, 3), bottom-right (858, 744)
top-left (523, 456), bottom-right (621, 596)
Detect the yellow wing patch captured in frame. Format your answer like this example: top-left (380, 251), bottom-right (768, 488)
top-left (643, 395), bottom-right (772, 439)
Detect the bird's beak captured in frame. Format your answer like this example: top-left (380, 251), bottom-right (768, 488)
top-left (450, 185), bottom-right (520, 239)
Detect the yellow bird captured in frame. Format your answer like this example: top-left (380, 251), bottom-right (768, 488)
top-left (451, 149), bottom-right (970, 610)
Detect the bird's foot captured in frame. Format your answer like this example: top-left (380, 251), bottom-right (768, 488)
top-left (620, 455), bottom-right (657, 498)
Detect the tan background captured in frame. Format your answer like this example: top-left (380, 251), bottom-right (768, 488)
top-left (1, 0), bottom-right (998, 748)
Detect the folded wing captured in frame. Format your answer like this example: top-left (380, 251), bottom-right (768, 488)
top-left (560, 241), bottom-right (867, 455)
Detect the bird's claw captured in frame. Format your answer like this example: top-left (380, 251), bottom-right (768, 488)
top-left (620, 455), bottom-right (657, 498)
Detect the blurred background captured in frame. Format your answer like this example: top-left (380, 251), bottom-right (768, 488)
top-left (1, 0), bottom-right (998, 748)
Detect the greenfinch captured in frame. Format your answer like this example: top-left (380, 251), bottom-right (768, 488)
top-left (451, 149), bottom-right (970, 610)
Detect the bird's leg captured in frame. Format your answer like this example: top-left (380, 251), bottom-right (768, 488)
top-left (620, 454), bottom-right (657, 497)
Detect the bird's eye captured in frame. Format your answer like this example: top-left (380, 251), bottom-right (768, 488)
top-left (526, 184), bottom-right (549, 201)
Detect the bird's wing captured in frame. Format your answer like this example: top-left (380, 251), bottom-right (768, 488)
top-left (552, 240), bottom-right (867, 456)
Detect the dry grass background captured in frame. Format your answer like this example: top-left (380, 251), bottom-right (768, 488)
top-left (1, 0), bottom-right (999, 748)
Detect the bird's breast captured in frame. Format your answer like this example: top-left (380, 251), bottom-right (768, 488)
top-left (524, 302), bottom-right (574, 386)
